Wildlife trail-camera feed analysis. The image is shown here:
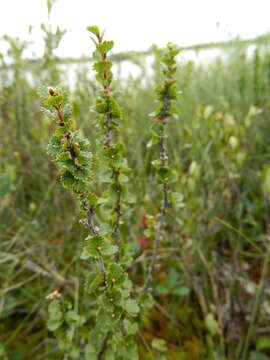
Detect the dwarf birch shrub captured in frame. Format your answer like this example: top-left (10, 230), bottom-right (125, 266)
top-left (39, 26), bottom-right (180, 359)
top-left (143, 43), bottom-right (181, 292)
top-left (39, 26), bottom-right (142, 359)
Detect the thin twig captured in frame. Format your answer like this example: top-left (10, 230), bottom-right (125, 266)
top-left (105, 112), bottom-right (111, 148)
top-left (113, 170), bottom-right (122, 262)
top-left (143, 96), bottom-right (169, 292)
top-left (97, 332), bottom-right (111, 360)
top-left (83, 200), bottom-right (107, 284)
top-left (198, 249), bottom-right (224, 339)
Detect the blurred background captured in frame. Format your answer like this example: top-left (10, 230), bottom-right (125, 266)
top-left (1, 0), bottom-right (270, 359)
top-left (1, 0), bottom-right (270, 56)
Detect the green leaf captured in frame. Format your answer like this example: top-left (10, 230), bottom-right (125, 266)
top-left (95, 71), bottom-right (113, 85)
top-left (257, 337), bottom-right (270, 351)
top-left (86, 272), bottom-right (103, 293)
top-left (76, 136), bottom-right (90, 151)
top-left (99, 223), bottom-right (111, 236)
top-left (124, 299), bottom-right (139, 316)
top-left (172, 286), bottom-right (190, 297)
top-left (167, 82), bottom-right (178, 100)
top-left (44, 94), bottom-right (64, 109)
top-left (66, 310), bottom-right (85, 326)
top-left (73, 167), bottom-right (91, 181)
top-left (81, 235), bottom-right (117, 259)
top-left (94, 97), bottom-right (108, 113)
top-left (77, 152), bottom-right (92, 166)
top-left (72, 179), bottom-right (88, 193)
top-left (101, 242), bottom-right (118, 256)
top-left (156, 167), bottom-right (178, 184)
top-left (55, 126), bottom-right (66, 138)
top-left (102, 241), bottom-right (117, 256)
top-left (167, 169), bottom-right (178, 184)
top-left (81, 235), bottom-right (102, 258)
top-left (104, 348), bottom-right (115, 360)
top-left (146, 138), bottom-right (153, 148)
top-left (140, 293), bottom-right (154, 309)
top-left (110, 96), bottom-right (122, 119)
top-left (151, 338), bottom-right (167, 353)
top-left (62, 104), bottom-right (72, 122)
top-left (102, 291), bottom-right (122, 308)
top-left (170, 192), bottom-right (185, 209)
top-left (87, 25), bottom-right (100, 38)
top-left (205, 313), bottom-right (219, 336)
top-left (47, 299), bottom-right (63, 331)
top-left (60, 171), bottom-right (76, 188)
top-left (167, 269), bottom-right (179, 289)
top-left (37, 85), bottom-right (50, 101)
top-left (88, 192), bottom-right (98, 207)
top-left (155, 84), bottom-right (166, 97)
top-left (118, 339), bottom-right (138, 360)
top-left (57, 151), bottom-right (71, 162)
top-left (100, 168), bottom-right (113, 183)
top-left (168, 48), bottom-right (180, 57)
top-left (123, 319), bottom-right (138, 335)
top-left (119, 174), bottom-right (129, 184)
top-left (97, 40), bottom-right (114, 54)
top-left (150, 122), bottom-right (164, 137)
top-left (84, 343), bottom-right (97, 359)
top-left (48, 299), bottom-right (62, 317)
top-left (49, 133), bottom-right (62, 146)
top-left (40, 107), bottom-right (57, 121)
top-left (47, 144), bottom-right (59, 157)
top-left (155, 285), bottom-right (168, 295)
top-left (107, 264), bottom-right (125, 288)
top-left (93, 60), bottom-right (112, 73)
top-left (161, 55), bottom-right (176, 68)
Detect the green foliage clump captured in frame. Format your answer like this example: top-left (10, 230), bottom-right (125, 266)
top-left (39, 26), bottom-right (140, 359)
top-left (144, 43), bottom-right (181, 292)
top-left (39, 85), bottom-right (93, 196)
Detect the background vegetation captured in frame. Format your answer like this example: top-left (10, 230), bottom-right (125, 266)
top-left (1, 7), bottom-right (270, 359)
